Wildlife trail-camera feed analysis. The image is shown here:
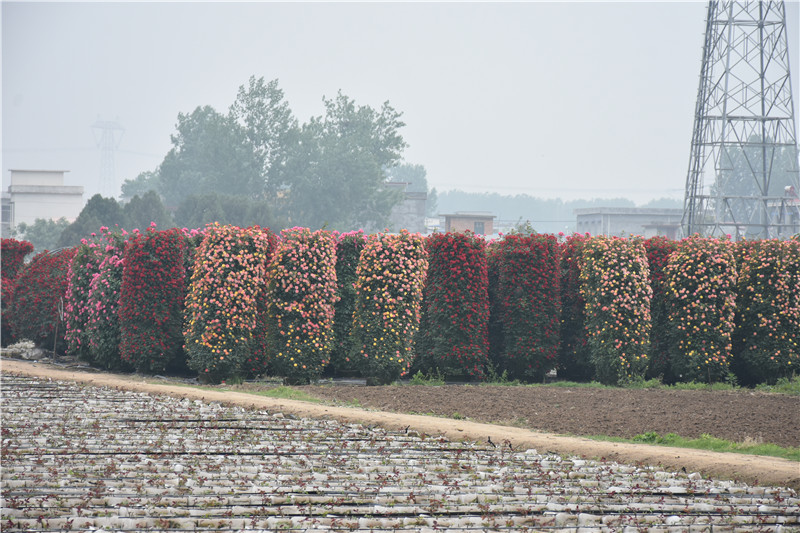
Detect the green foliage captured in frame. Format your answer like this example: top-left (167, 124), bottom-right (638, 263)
top-left (229, 76), bottom-right (299, 200)
top-left (580, 236), bottom-right (652, 385)
top-left (174, 193), bottom-right (281, 231)
top-left (329, 231), bottom-right (368, 375)
top-left (630, 432), bottom-right (800, 461)
top-left (755, 375), bottom-right (800, 395)
top-left (58, 194), bottom-right (128, 248)
top-left (664, 236), bottom-right (737, 383)
top-left (120, 171), bottom-right (159, 202)
top-left (13, 217), bottom-right (71, 253)
top-left (266, 228), bottom-right (339, 384)
top-left (157, 105), bottom-right (263, 207)
top-left (123, 191), bottom-right (174, 231)
top-left (283, 92), bottom-right (407, 230)
top-left (352, 231), bottom-right (428, 385)
top-left (416, 231), bottom-right (489, 380)
top-left (408, 369), bottom-right (446, 386)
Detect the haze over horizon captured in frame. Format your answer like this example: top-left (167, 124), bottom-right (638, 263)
top-left (3, 1), bottom-right (799, 206)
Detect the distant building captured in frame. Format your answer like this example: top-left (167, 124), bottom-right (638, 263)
top-left (440, 211), bottom-right (496, 236)
top-left (387, 181), bottom-right (427, 233)
top-left (4, 170), bottom-right (85, 234)
top-left (575, 207), bottom-right (683, 239)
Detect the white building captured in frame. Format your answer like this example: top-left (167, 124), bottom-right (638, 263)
top-left (3, 170), bottom-right (85, 234)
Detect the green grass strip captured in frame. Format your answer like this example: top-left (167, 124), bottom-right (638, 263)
top-left (585, 431), bottom-right (800, 462)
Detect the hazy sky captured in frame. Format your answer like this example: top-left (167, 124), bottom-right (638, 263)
top-left (3, 1), bottom-right (799, 205)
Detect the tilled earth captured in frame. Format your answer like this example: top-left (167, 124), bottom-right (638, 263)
top-left (293, 384), bottom-right (800, 448)
top-left (2, 374), bottom-right (799, 532)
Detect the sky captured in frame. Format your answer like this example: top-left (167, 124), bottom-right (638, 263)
top-left (3, 1), bottom-right (799, 206)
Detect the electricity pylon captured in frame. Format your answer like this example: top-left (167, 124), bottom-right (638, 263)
top-left (92, 118), bottom-right (125, 198)
top-left (683, 1), bottom-right (800, 239)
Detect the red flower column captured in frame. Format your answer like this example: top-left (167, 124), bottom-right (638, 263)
top-left (1, 238), bottom-right (34, 346)
top-left (8, 248), bottom-right (77, 353)
top-left (417, 231), bottom-right (489, 380)
top-left (119, 228), bottom-right (188, 374)
top-left (558, 233), bottom-right (591, 381)
top-left (495, 233), bottom-right (561, 383)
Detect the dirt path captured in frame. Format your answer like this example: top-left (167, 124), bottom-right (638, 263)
top-left (2, 358), bottom-right (798, 490)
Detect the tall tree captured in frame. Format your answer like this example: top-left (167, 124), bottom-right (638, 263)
top-left (124, 190), bottom-right (174, 231)
top-left (284, 92), bottom-right (407, 230)
top-left (58, 195), bottom-right (128, 248)
top-left (13, 217), bottom-right (71, 253)
top-left (229, 77), bottom-right (300, 200)
top-left (120, 171), bottom-right (159, 202)
top-left (157, 106), bottom-right (262, 207)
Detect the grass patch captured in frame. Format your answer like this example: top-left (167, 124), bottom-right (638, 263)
top-left (585, 432), bottom-right (800, 462)
top-left (755, 376), bottom-right (800, 396)
top-left (408, 370), bottom-right (446, 386)
top-left (249, 386), bottom-right (322, 403)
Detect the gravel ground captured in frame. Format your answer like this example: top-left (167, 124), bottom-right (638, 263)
top-left (2, 374), bottom-right (799, 532)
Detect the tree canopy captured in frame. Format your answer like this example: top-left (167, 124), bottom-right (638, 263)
top-left (120, 78), bottom-right (409, 232)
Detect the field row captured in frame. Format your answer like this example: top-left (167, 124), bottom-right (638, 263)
top-left (1, 374), bottom-right (798, 531)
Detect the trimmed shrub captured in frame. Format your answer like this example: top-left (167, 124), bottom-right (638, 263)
top-left (558, 233), bottom-right (592, 381)
top-left (580, 236), bottom-right (652, 385)
top-left (119, 228), bottom-right (188, 373)
top-left (416, 231), bottom-right (489, 380)
top-left (8, 248), bottom-right (77, 353)
top-left (643, 236), bottom-right (678, 382)
top-left (266, 227), bottom-right (339, 384)
top-left (353, 230), bottom-right (428, 385)
top-left (733, 239), bottom-right (800, 385)
top-left (1, 238), bottom-right (34, 346)
top-left (64, 238), bottom-right (105, 359)
top-left (329, 230), bottom-right (368, 376)
top-left (664, 236), bottom-right (737, 383)
top-left (486, 241), bottom-right (504, 372)
top-left (86, 248), bottom-right (128, 370)
top-left (184, 224), bottom-right (277, 382)
top-left (494, 233), bottom-right (561, 382)
top-left (1, 238), bottom-right (34, 279)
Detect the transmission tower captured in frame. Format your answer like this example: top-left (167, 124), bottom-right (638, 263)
top-left (683, 1), bottom-right (800, 239)
top-left (92, 118), bottom-right (125, 198)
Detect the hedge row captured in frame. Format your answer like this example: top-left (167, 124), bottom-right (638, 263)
top-left (3, 231), bottom-right (798, 385)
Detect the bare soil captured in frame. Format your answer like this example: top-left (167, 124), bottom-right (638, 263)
top-left (294, 383), bottom-right (800, 448)
top-left (2, 357), bottom-right (799, 490)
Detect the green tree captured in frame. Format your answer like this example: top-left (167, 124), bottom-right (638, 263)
top-left (174, 193), bottom-right (280, 230)
top-left (120, 170), bottom-right (159, 202)
top-left (13, 217), bottom-right (71, 253)
top-left (57, 195), bottom-right (128, 248)
top-left (229, 77), bottom-right (300, 201)
top-left (283, 91), bottom-right (407, 230)
top-left (157, 106), bottom-right (262, 207)
top-left (123, 190), bottom-right (174, 231)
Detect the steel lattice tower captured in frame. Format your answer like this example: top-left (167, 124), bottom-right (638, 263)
top-left (92, 118), bottom-right (125, 198)
top-left (683, 1), bottom-right (800, 239)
